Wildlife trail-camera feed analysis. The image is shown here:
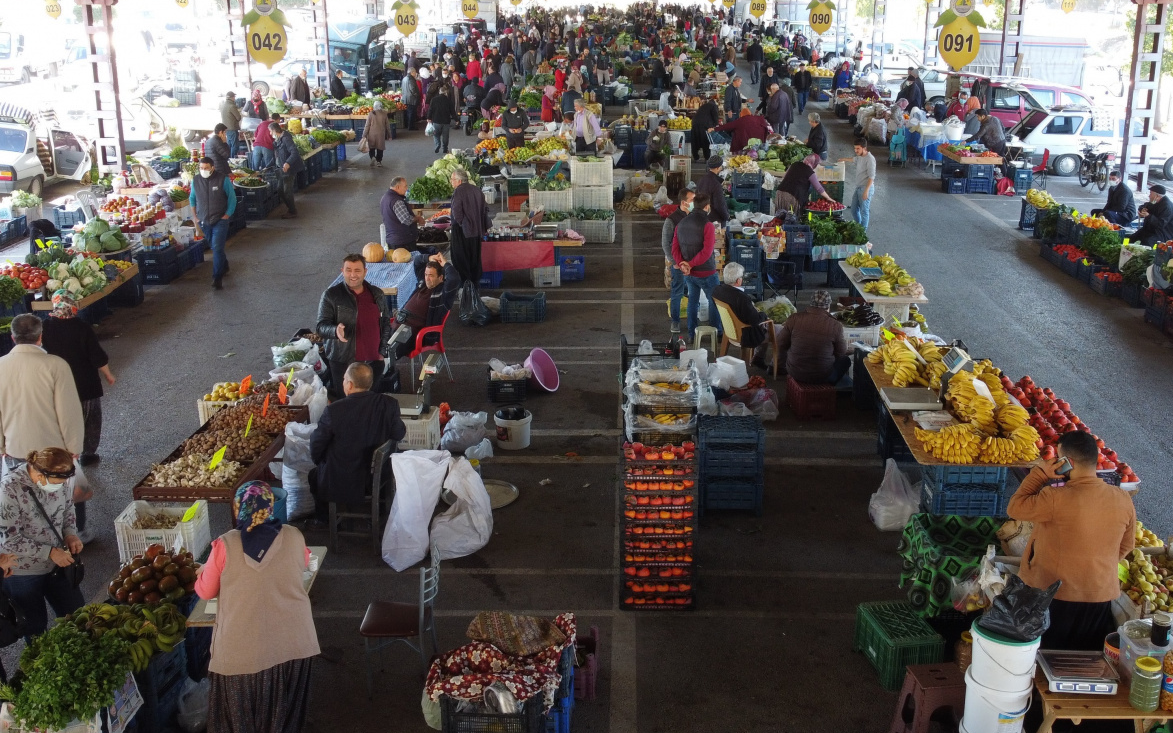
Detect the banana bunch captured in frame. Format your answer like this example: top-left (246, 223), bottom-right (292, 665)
top-left (979, 436), bottom-right (1019, 463)
top-left (870, 340), bottom-right (924, 387)
top-left (907, 305), bottom-right (927, 330)
top-left (650, 413), bottom-right (691, 425)
top-left (728, 155), bottom-right (751, 169)
top-left (1025, 188), bottom-right (1056, 209)
top-left (65, 602), bottom-right (188, 672)
top-left (1008, 425), bottom-right (1041, 461)
top-left (996, 403), bottom-right (1029, 433)
top-left (650, 382), bottom-right (689, 392)
top-left (863, 280), bottom-right (892, 296)
top-left (845, 251), bottom-right (877, 268)
top-left (915, 423), bottom-right (984, 463)
top-left (946, 372), bottom-right (998, 435)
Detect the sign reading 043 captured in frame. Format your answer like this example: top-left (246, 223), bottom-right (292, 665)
top-left (934, 1), bottom-right (985, 71)
top-left (461, 0), bottom-right (480, 19)
top-left (392, 0), bottom-right (420, 36)
top-left (242, 0), bottom-right (291, 69)
top-left (807, 0), bottom-right (834, 34)
top-left (748, 0), bottom-right (768, 18)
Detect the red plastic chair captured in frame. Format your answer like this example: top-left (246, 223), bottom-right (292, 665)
top-left (1031, 149), bottom-right (1050, 190)
top-left (409, 310), bottom-right (454, 391)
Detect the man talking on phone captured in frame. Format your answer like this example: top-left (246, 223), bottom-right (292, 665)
top-left (1007, 431), bottom-right (1136, 651)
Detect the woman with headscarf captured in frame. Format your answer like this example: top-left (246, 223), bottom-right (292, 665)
top-left (198, 481), bottom-right (319, 733)
top-left (360, 100), bottom-right (393, 167)
top-left (832, 61), bottom-right (852, 95)
top-left (541, 84), bottom-right (558, 123)
top-left (776, 153), bottom-right (835, 212)
top-left (243, 89), bottom-right (269, 121)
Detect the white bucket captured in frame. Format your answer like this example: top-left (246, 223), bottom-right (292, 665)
top-left (969, 622), bottom-right (1041, 693)
top-left (961, 667), bottom-right (1032, 733)
top-left (493, 410), bottom-right (532, 450)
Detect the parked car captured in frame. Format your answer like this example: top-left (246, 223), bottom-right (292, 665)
top-left (55, 95), bottom-right (170, 154)
top-left (968, 75), bottom-right (1094, 130)
top-left (1005, 104), bottom-right (1173, 179)
top-left (0, 107), bottom-right (92, 195)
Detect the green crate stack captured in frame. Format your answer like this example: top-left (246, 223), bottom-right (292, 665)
top-left (508, 178), bottom-right (530, 196)
top-left (853, 600), bottom-right (944, 690)
top-left (897, 514), bottom-right (1001, 617)
top-left (810, 181), bottom-right (845, 203)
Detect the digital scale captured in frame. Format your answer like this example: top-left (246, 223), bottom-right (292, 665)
top-left (532, 223), bottom-right (562, 240)
top-left (852, 267), bottom-right (884, 283)
top-left (878, 345), bottom-right (973, 413)
top-left (1038, 650), bottom-right (1120, 695)
top-left (388, 353), bottom-right (441, 417)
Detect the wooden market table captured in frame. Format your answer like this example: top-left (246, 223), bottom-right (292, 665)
top-left (186, 546), bottom-right (327, 628)
top-left (838, 262), bottom-right (929, 322)
top-left (937, 145), bottom-right (1004, 167)
top-left (30, 264), bottom-right (140, 312)
top-left (1034, 672), bottom-right (1172, 733)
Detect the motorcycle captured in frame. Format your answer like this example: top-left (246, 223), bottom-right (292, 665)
top-left (461, 104), bottom-right (482, 136)
top-left (1077, 141), bottom-right (1116, 192)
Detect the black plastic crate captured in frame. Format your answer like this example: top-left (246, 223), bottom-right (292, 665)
top-left (0, 215), bottom-right (27, 246)
top-left (136, 246), bottom-right (178, 268)
top-left (827, 260), bottom-right (851, 288)
top-left (135, 643), bottom-right (187, 703)
top-left (701, 478), bottom-right (763, 515)
top-left (142, 262), bottom-right (182, 285)
top-left (1145, 304), bottom-right (1165, 328)
top-left (185, 626), bottom-right (212, 681)
top-left (1122, 282), bottom-right (1146, 308)
top-left (487, 369), bottom-right (528, 402)
top-left (697, 415), bottom-right (765, 451)
top-left (783, 225), bottom-right (812, 255)
top-left (852, 348), bottom-right (877, 410)
top-left (1090, 274), bottom-right (1123, 297)
top-left (729, 242), bottom-right (762, 272)
top-left (1076, 260), bottom-right (1107, 284)
top-left (877, 426), bottom-right (915, 462)
top-left (620, 335), bottom-right (682, 374)
top-left (441, 694), bottom-right (546, 733)
top-left (176, 245), bottom-right (203, 272)
top-left (941, 177), bottom-right (965, 195)
top-left (107, 273), bottom-right (144, 307)
top-left (500, 291), bottom-right (547, 323)
top-left (1018, 198), bottom-right (1038, 230)
top-left (964, 164), bottom-right (994, 179)
top-left (51, 206), bottom-right (86, 229)
top-left (700, 448), bottom-right (763, 476)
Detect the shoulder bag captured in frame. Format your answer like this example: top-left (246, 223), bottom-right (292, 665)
top-left (25, 487), bottom-right (84, 588)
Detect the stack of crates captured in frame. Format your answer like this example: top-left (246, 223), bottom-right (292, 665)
top-left (853, 601), bottom-right (944, 690)
top-left (134, 644), bottom-right (188, 733)
top-left (728, 232), bottom-right (762, 299)
top-left (731, 171), bottom-right (764, 213)
top-left (964, 163), bottom-right (994, 195)
top-left (556, 246), bottom-right (585, 282)
top-left (137, 245), bottom-right (181, 285)
top-left (876, 402), bottom-right (915, 463)
top-left (697, 415), bottom-right (765, 516)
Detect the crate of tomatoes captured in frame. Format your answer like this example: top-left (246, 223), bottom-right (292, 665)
top-left (0, 263), bottom-right (49, 293)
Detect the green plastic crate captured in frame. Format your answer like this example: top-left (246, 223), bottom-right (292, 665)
top-left (507, 178), bottom-right (530, 196)
top-left (854, 601), bottom-right (945, 690)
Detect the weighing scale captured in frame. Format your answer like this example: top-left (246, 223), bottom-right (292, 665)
top-left (1038, 650), bottom-right (1120, 695)
top-left (532, 223), bottom-right (562, 240)
top-left (877, 345), bottom-right (973, 413)
top-left (388, 352), bottom-right (441, 417)
top-left (852, 267), bottom-right (884, 283)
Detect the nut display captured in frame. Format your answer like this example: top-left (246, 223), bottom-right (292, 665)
top-left (144, 453), bottom-right (243, 488)
top-left (207, 402), bottom-right (296, 435)
top-left (131, 512), bottom-right (179, 530)
top-left (181, 429), bottom-right (274, 464)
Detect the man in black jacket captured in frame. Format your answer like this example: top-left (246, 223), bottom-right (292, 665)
top-left (389, 255), bottom-right (460, 360)
top-left (792, 62), bottom-right (813, 114)
top-left (695, 156), bottom-right (729, 225)
top-left (427, 84), bottom-right (456, 154)
top-left (501, 99), bottom-right (529, 149)
top-left (692, 97), bottom-right (720, 162)
top-left (1091, 170), bottom-right (1137, 226)
top-left (309, 362), bottom-right (406, 524)
top-left (746, 36), bottom-right (763, 85)
top-left (1134, 184), bottom-right (1173, 246)
top-left (316, 254), bottom-right (394, 399)
top-left (648, 56), bottom-right (667, 94)
top-left (757, 65), bottom-right (778, 111)
top-left (271, 123), bottom-right (304, 219)
top-left (330, 69), bottom-right (348, 100)
top-left (711, 262), bottom-right (773, 369)
top-left (724, 76), bottom-right (743, 120)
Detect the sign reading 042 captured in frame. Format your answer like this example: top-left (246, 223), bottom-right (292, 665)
top-left (748, 0), bottom-right (768, 18)
top-left (242, 0), bottom-right (291, 68)
top-left (392, 0), bottom-right (420, 36)
top-left (461, 0), bottom-right (480, 19)
top-left (934, 1), bottom-right (985, 71)
top-left (807, 0), bottom-right (834, 34)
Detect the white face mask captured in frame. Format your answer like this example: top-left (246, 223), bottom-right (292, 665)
top-left (199, 169), bottom-right (213, 179)
top-left (40, 479), bottom-right (65, 492)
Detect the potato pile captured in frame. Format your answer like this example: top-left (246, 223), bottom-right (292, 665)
top-left (207, 402), bottom-right (296, 435)
top-left (143, 453), bottom-right (244, 488)
top-left (181, 429), bottom-right (274, 463)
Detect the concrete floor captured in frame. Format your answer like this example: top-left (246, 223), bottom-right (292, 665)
top-left (13, 72), bottom-right (1172, 733)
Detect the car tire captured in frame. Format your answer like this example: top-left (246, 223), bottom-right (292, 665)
top-left (19, 68), bottom-right (29, 85)
top-left (1163, 157), bottom-right (1173, 181)
top-left (928, 96), bottom-right (945, 108)
top-left (251, 81), bottom-right (270, 97)
top-left (27, 176), bottom-right (43, 197)
top-left (1052, 154), bottom-right (1080, 177)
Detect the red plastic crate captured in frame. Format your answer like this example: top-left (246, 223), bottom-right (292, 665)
top-left (786, 375), bottom-right (837, 421)
top-left (508, 193), bottom-right (527, 212)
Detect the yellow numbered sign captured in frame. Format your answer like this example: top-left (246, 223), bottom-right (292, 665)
top-left (461, 0), bottom-right (480, 19)
top-left (395, 10), bottom-right (418, 36)
top-left (748, 0), bottom-right (768, 18)
top-left (723, 0), bottom-right (735, 7)
top-left (1061, 0), bottom-right (1075, 11)
top-left (242, 0), bottom-right (291, 69)
top-left (44, 0), bottom-right (61, 18)
top-left (510, 0), bottom-right (522, 6)
top-left (934, 5), bottom-right (985, 71)
top-left (175, 0), bottom-right (189, 7)
top-left (808, 1), bottom-right (834, 35)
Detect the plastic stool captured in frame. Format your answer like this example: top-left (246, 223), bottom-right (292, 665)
top-left (694, 326), bottom-right (719, 353)
top-left (888, 663), bottom-right (966, 733)
top-left (786, 375), bottom-right (837, 420)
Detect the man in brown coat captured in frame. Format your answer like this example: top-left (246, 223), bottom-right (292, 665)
top-left (1008, 430), bottom-right (1136, 650)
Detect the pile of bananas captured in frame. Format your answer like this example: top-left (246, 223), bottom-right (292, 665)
top-left (939, 367), bottom-right (1042, 463)
top-left (647, 413), bottom-right (692, 425)
top-left (863, 280), bottom-right (892, 296)
top-left (866, 338), bottom-right (948, 388)
top-left (667, 117), bottom-right (692, 130)
top-left (645, 381), bottom-right (689, 392)
top-left (1025, 188), bottom-right (1056, 209)
top-left (847, 252), bottom-right (918, 298)
top-left (915, 423), bottom-right (984, 463)
top-left (906, 304), bottom-right (927, 330)
top-left (65, 603), bottom-right (188, 672)
top-left (616, 196), bottom-right (654, 212)
top-left (728, 155), bottom-right (752, 169)
top-left (947, 371), bottom-right (1000, 434)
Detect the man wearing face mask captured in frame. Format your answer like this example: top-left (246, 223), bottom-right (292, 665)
top-left (1090, 170), bottom-right (1137, 226)
top-left (1132, 184), bottom-right (1173, 246)
top-left (190, 156), bottom-right (237, 291)
top-left (661, 188), bottom-right (695, 334)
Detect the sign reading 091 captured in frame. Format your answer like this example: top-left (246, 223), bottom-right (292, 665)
top-left (243, 0), bottom-right (291, 69)
top-left (934, 0), bottom-right (985, 71)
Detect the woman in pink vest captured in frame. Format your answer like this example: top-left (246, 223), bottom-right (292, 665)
top-left (197, 481), bottom-right (319, 733)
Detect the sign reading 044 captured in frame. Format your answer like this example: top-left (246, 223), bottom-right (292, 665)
top-left (392, 0), bottom-right (420, 36)
top-left (242, 0), bottom-right (291, 69)
top-left (934, 2), bottom-right (985, 71)
top-left (748, 0), bottom-right (768, 18)
top-left (461, 0), bottom-right (480, 19)
top-left (807, 0), bottom-right (834, 35)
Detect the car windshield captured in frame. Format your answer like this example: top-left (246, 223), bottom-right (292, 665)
top-left (0, 127), bottom-right (27, 154)
top-left (0, 33), bottom-right (12, 60)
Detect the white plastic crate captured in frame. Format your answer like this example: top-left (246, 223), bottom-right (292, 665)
top-left (572, 185), bottom-right (615, 210)
top-left (532, 266), bottom-right (561, 287)
top-left (482, 185), bottom-right (497, 204)
top-left (569, 158), bottom-right (614, 186)
top-left (816, 161), bottom-right (846, 182)
top-left (573, 219), bottom-right (616, 244)
top-left (114, 500), bottom-right (212, 564)
top-left (528, 188), bottom-right (573, 212)
top-left (842, 324), bottom-right (882, 347)
top-left (401, 407), bottom-right (442, 450)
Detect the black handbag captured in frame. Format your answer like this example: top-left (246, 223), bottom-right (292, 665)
top-left (25, 487), bottom-right (84, 588)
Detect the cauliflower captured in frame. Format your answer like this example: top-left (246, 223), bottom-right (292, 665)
top-left (64, 277), bottom-right (82, 294)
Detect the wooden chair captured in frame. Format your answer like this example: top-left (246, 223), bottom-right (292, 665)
top-left (359, 540), bottom-right (441, 697)
top-left (713, 298), bottom-right (778, 378)
top-left (328, 439), bottom-right (394, 553)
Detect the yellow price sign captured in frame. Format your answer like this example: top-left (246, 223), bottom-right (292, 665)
top-left (181, 502), bottom-right (200, 523)
top-left (44, 0), bottom-right (61, 18)
top-left (809, 7), bottom-right (833, 34)
top-left (175, 0), bottom-right (190, 7)
top-left (244, 414), bottom-right (253, 438)
top-left (723, 0), bottom-right (735, 7)
top-left (247, 21), bottom-right (289, 68)
top-left (937, 20), bottom-right (980, 70)
top-left (1061, 0), bottom-right (1075, 11)
top-left (748, 0), bottom-right (768, 18)
top-left (208, 446), bottom-right (227, 471)
top-left (395, 10), bottom-right (418, 36)
top-left (510, 0), bottom-right (522, 6)
top-left (461, 0), bottom-right (480, 19)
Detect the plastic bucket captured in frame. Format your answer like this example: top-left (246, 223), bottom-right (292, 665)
top-left (494, 408), bottom-right (532, 450)
top-left (524, 348), bottom-right (560, 392)
top-left (961, 667), bottom-right (1031, 733)
top-left (969, 622), bottom-right (1041, 693)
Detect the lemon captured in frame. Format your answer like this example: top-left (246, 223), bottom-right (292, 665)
top-left (938, 17), bottom-right (980, 70)
top-left (246, 15), bottom-right (288, 69)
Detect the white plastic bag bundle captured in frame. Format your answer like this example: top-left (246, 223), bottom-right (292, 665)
top-left (440, 411), bottom-right (488, 454)
top-left (269, 362), bottom-right (316, 386)
top-left (430, 458), bottom-right (494, 560)
top-left (652, 186), bottom-right (670, 207)
top-left (679, 349), bottom-right (708, 379)
top-left (272, 338), bottom-right (313, 368)
top-left (868, 459), bottom-right (918, 531)
top-left (382, 450), bottom-right (450, 571)
top-left (281, 462), bottom-right (315, 521)
top-left (176, 678), bottom-right (210, 733)
top-left (697, 385), bottom-right (718, 415)
top-left (283, 422), bottom-right (316, 473)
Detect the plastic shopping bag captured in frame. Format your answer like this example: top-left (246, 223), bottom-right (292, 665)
top-left (382, 450), bottom-right (450, 571)
top-left (269, 362), bottom-right (316, 386)
top-left (283, 422), bottom-right (316, 473)
top-left (977, 575), bottom-right (1060, 643)
top-left (868, 459), bottom-right (918, 531)
top-left (440, 412), bottom-right (488, 454)
top-left (709, 355), bottom-right (749, 390)
top-left (429, 458), bottom-right (494, 560)
top-left (458, 282), bottom-right (491, 326)
top-left (176, 678), bottom-right (210, 733)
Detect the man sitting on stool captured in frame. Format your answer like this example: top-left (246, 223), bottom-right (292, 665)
top-left (389, 254), bottom-right (460, 361)
top-left (776, 290), bottom-right (849, 385)
top-left (711, 262), bottom-right (773, 371)
top-left (308, 363), bottom-right (406, 527)
top-left (1090, 170), bottom-right (1137, 226)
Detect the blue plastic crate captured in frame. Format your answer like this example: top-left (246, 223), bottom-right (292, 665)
top-left (1145, 304), bottom-right (1166, 328)
top-left (877, 428), bottom-right (915, 462)
top-left (500, 291), bottom-right (547, 323)
top-left (51, 206), bottom-right (86, 229)
top-left (337, 142), bottom-right (347, 161)
top-left (137, 245), bottom-right (178, 268)
top-left (701, 448), bottom-right (763, 476)
top-left (545, 690), bottom-right (573, 733)
top-left (142, 262), bottom-right (182, 285)
top-left (965, 177), bottom-right (993, 195)
top-left (479, 270), bottom-right (504, 289)
top-left (558, 253), bottom-right (585, 282)
top-left (741, 270), bottom-right (764, 298)
top-left (941, 177), bottom-right (966, 194)
top-left (0, 215), bottom-right (27, 246)
top-left (135, 643), bottom-right (187, 703)
top-left (783, 225), bottom-right (812, 256)
top-left (698, 415), bottom-right (765, 451)
top-left (920, 476), bottom-right (1012, 517)
top-left (730, 242), bottom-right (762, 271)
top-left (921, 465), bottom-right (1009, 488)
top-left (702, 478), bottom-right (763, 516)
top-left (965, 164), bottom-right (994, 179)
top-left (1013, 168), bottom-right (1033, 192)
top-left (828, 260), bottom-right (851, 288)
top-left (732, 185), bottom-right (762, 201)
top-left (632, 145), bottom-right (647, 168)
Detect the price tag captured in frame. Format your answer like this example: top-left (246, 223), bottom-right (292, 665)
top-left (181, 503), bottom-right (200, 523)
top-left (246, 18), bottom-right (289, 68)
top-left (937, 20), bottom-right (980, 71)
top-left (44, 0), bottom-right (61, 18)
top-left (278, 381), bottom-right (288, 405)
top-left (240, 375), bottom-right (252, 395)
top-left (262, 394), bottom-right (271, 417)
top-left (244, 414), bottom-right (253, 438)
top-left (461, 0), bottom-right (479, 19)
top-left (748, 0), bottom-right (767, 17)
top-left (395, 9), bottom-right (418, 36)
top-left (208, 446), bottom-right (227, 470)
top-left (881, 328), bottom-right (896, 342)
top-left (286, 367), bottom-right (295, 386)
top-left (1123, 238), bottom-right (1130, 247)
top-left (807, 212), bottom-right (812, 222)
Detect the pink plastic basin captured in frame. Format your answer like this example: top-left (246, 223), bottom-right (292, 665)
top-left (524, 348), bottom-right (560, 392)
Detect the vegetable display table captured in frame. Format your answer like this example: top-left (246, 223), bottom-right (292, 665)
top-left (1033, 672), bottom-right (1172, 733)
top-left (937, 146), bottom-right (1003, 167)
top-left (481, 238), bottom-right (582, 272)
top-left (838, 262), bottom-right (929, 322)
top-left (30, 264), bottom-right (140, 312)
top-left (186, 546), bottom-right (327, 628)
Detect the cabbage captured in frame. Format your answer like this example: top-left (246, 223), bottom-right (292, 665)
top-left (46, 279), bottom-right (61, 291)
top-left (100, 232), bottom-right (121, 252)
top-left (84, 236), bottom-right (102, 253)
top-left (82, 218), bottom-right (110, 237)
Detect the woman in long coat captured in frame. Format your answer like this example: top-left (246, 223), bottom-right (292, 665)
top-left (361, 101), bottom-right (393, 167)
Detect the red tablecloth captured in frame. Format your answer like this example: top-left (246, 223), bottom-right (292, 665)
top-left (481, 239), bottom-right (557, 271)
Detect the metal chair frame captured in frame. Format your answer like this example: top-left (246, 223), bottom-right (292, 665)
top-left (362, 542), bottom-right (442, 698)
top-left (328, 439), bottom-right (394, 553)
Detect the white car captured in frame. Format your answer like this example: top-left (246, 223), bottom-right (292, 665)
top-left (1005, 105), bottom-right (1173, 179)
top-left (0, 109), bottom-right (91, 195)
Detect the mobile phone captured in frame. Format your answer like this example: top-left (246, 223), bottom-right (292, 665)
top-left (1055, 456), bottom-right (1072, 476)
